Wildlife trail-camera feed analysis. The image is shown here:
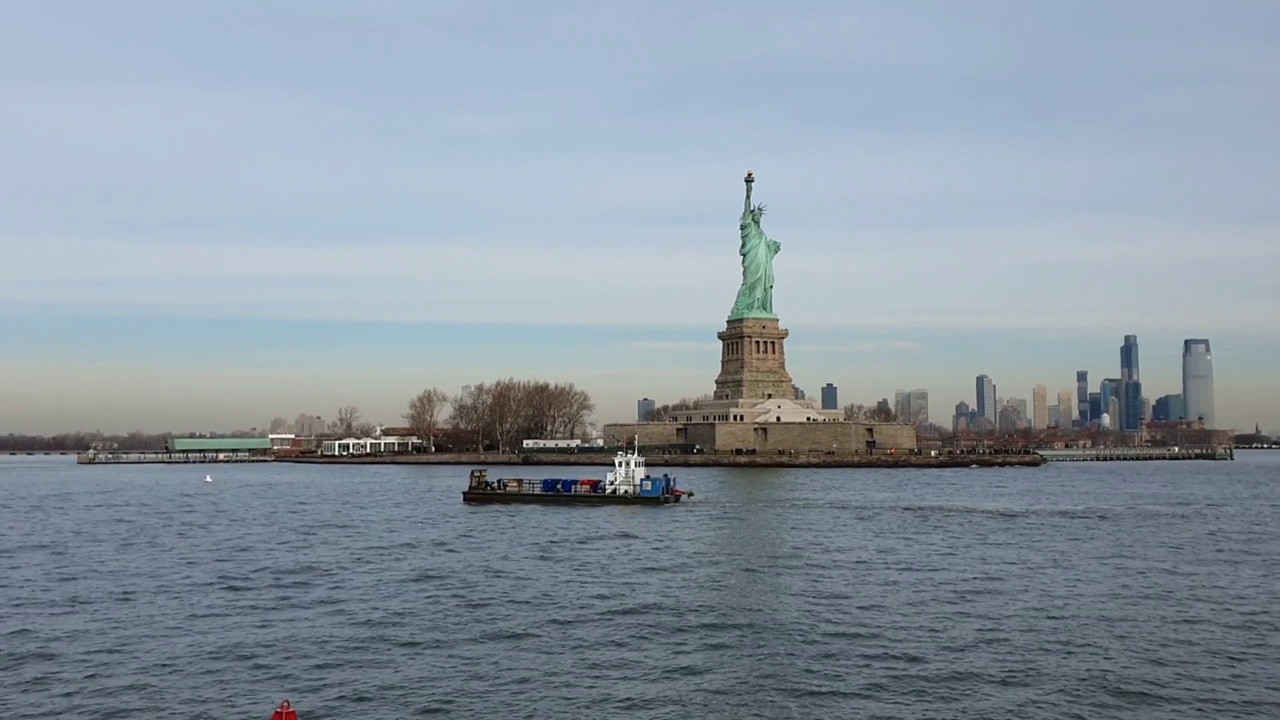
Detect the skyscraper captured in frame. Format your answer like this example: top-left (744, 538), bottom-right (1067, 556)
top-left (637, 398), bottom-right (656, 422)
top-left (1121, 334), bottom-right (1140, 382)
top-left (904, 389), bottom-right (930, 425)
top-left (1056, 389), bottom-right (1074, 428)
top-left (1182, 339), bottom-right (1215, 427)
top-left (1119, 334), bottom-right (1143, 431)
top-left (953, 401), bottom-right (971, 432)
top-left (975, 375), bottom-right (996, 423)
top-left (1007, 397), bottom-right (1028, 419)
top-left (1032, 385), bottom-right (1048, 429)
top-left (1099, 378), bottom-right (1120, 421)
top-left (1153, 394), bottom-right (1186, 423)
top-left (1076, 371), bottom-right (1090, 427)
top-left (820, 383), bottom-right (838, 410)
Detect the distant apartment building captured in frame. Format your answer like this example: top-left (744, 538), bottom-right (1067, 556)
top-left (907, 389), bottom-right (929, 425)
top-left (294, 413), bottom-right (325, 437)
top-left (1032, 385), bottom-right (1049, 429)
top-left (975, 375), bottom-right (996, 423)
top-left (1088, 392), bottom-right (1102, 424)
top-left (894, 389), bottom-right (929, 425)
top-left (1153, 394), bottom-right (1186, 423)
top-left (1006, 397), bottom-right (1028, 421)
top-left (1076, 371), bottom-right (1090, 428)
top-left (820, 383), bottom-right (839, 411)
top-left (997, 403), bottom-right (1027, 432)
top-left (953, 401), bottom-right (971, 432)
top-left (1048, 405), bottom-right (1060, 428)
top-left (637, 397), bottom-right (656, 422)
top-left (1056, 390), bottom-right (1074, 428)
top-left (1182, 338), bottom-right (1215, 427)
top-left (1119, 335), bottom-right (1144, 431)
top-left (1099, 378), bottom-right (1120, 423)
top-left (793, 385), bottom-right (806, 401)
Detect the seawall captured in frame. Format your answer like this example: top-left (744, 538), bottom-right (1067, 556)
top-left (277, 452), bottom-right (1044, 469)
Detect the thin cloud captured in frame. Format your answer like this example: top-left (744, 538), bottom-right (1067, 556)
top-left (791, 340), bottom-right (927, 354)
top-left (626, 341), bottom-right (719, 352)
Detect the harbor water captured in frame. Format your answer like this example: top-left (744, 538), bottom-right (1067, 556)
top-left (1, 453), bottom-right (1277, 718)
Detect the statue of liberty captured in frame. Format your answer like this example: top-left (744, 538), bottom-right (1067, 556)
top-left (728, 171), bottom-right (781, 320)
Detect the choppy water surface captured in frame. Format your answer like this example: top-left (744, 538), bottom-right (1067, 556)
top-left (2, 453), bottom-right (1278, 719)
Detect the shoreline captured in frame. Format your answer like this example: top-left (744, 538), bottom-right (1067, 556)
top-left (274, 452), bottom-right (1045, 469)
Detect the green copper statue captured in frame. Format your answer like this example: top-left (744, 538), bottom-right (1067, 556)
top-left (728, 170), bottom-right (781, 321)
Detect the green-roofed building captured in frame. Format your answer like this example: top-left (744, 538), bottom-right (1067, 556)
top-left (167, 437), bottom-right (274, 455)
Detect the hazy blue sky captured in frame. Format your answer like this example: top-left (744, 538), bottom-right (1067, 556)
top-left (3, 1), bottom-right (1278, 435)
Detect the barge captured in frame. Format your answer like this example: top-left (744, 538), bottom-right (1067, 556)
top-left (462, 445), bottom-right (693, 505)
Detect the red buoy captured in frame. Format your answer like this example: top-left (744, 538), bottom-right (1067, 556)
top-left (271, 700), bottom-right (298, 720)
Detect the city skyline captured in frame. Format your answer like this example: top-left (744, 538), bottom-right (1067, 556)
top-left (2, 312), bottom-right (1270, 434)
top-left (2, 2), bottom-right (1277, 434)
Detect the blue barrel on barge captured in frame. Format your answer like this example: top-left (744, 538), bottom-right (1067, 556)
top-left (462, 445), bottom-right (693, 506)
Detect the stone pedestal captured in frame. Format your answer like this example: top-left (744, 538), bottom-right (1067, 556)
top-left (713, 318), bottom-right (794, 401)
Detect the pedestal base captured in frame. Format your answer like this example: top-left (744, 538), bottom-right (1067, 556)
top-left (713, 318), bottom-right (794, 401)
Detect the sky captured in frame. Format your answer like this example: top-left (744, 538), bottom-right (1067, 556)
top-left (2, 0), bottom-right (1278, 435)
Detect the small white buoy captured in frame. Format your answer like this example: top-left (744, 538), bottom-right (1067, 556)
top-left (205, 474), bottom-right (213, 482)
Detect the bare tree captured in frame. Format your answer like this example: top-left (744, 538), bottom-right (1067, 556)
top-left (404, 387), bottom-right (450, 452)
top-left (447, 378), bottom-right (597, 452)
top-left (449, 383), bottom-right (491, 451)
top-left (651, 394), bottom-right (713, 421)
top-left (329, 405), bottom-right (363, 437)
top-left (867, 404), bottom-right (898, 422)
top-left (842, 403), bottom-right (872, 422)
top-left (842, 403), bottom-right (899, 422)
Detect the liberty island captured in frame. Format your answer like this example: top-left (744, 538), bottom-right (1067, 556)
top-left (603, 171), bottom-right (923, 456)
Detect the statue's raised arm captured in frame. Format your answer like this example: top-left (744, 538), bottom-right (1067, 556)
top-left (742, 170), bottom-right (754, 220)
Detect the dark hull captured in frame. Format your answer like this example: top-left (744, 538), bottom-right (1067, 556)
top-left (462, 491), bottom-right (683, 505)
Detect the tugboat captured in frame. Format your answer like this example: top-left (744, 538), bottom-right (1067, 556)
top-left (462, 443), bottom-right (693, 505)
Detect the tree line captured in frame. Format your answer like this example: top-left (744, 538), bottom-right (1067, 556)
top-left (842, 403), bottom-right (899, 422)
top-left (0, 430), bottom-right (260, 452)
top-left (4, 376), bottom-right (596, 453)
top-left (320, 378), bottom-right (597, 452)
top-left (444, 378), bottom-right (595, 452)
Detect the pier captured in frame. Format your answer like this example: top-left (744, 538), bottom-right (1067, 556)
top-left (1036, 446), bottom-right (1233, 462)
top-left (76, 451), bottom-right (274, 465)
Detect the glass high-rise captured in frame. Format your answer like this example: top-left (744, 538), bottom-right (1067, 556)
top-left (1182, 339), bottom-right (1215, 427)
top-left (975, 375), bottom-right (996, 423)
top-left (1099, 378), bottom-right (1120, 421)
top-left (1153, 394), bottom-right (1186, 422)
top-left (1032, 385), bottom-right (1048, 429)
top-left (1119, 335), bottom-right (1144, 431)
top-left (1076, 371), bottom-right (1090, 427)
top-left (820, 383), bottom-right (838, 410)
top-left (637, 397), bottom-right (656, 422)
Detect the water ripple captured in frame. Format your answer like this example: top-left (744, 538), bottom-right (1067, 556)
top-left (0, 454), bottom-right (1278, 718)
